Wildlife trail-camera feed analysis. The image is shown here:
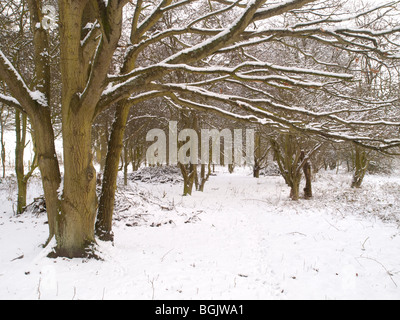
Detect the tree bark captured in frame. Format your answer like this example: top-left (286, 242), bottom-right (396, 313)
top-left (57, 111), bottom-right (98, 257)
top-left (253, 163), bottom-right (260, 178)
top-left (1, 132), bottom-right (5, 179)
top-left (290, 179), bottom-right (301, 201)
top-left (30, 109), bottom-right (61, 243)
top-left (271, 135), bottom-right (302, 201)
top-left (351, 146), bottom-right (369, 188)
top-left (96, 103), bottom-right (130, 241)
top-left (198, 163), bottom-right (211, 192)
top-left (123, 144), bottom-right (129, 186)
top-left (302, 152), bottom-right (313, 199)
top-left (0, 105), bottom-right (7, 179)
top-left (179, 163), bottom-right (196, 196)
top-left (15, 110), bottom-right (27, 214)
top-left (16, 179), bottom-right (27, 214)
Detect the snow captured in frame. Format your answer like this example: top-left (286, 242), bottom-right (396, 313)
top-left (29, 90), bottom-right (48, 108)
top-left (0, 50), bottom-right (48, 107)
top-left (0, 93), bottom-right (20, 107)
top-left (152, 61), bottom-right (352, 81)
top-left (0, 50), bottom-right (31, 94)
top-left (0, 167), bottom-right (400, 300)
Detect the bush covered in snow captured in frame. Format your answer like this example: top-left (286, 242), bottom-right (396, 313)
top-left (260, 162), bottom-right (281, 176)
top-left (129, 166), bottom-right (183, 184)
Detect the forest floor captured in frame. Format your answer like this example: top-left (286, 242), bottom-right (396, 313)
top-left (0, 168), bottom-right (400, 300)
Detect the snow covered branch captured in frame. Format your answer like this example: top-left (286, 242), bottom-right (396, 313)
top-left (0, 49), bottom-right (46, 114)
top-left (152, 81), bottom-right (400, 151)
top-left (0, 92), bottom-right (22, 111)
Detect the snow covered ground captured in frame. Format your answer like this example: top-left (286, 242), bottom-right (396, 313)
top-left (0, 168), bottom-right (400, 300)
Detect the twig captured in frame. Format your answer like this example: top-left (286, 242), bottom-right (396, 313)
top-left (324, 218), bottom-right (341, 231)
top-left (10, 254), bottom-right (24, 262)
top-left (287, 232), bottom-right (307, 237)
top-left (242, 198), bottom-right (271, 204)
top-left (361, 237), bottom-right (370, 251)
top-left (357, 256), bottom-right (398, 288)
top-left (119, 187), bottom-right (173, 211)
top-left (161, 248), bottom-right (174, 262)
top-left (37, 278), bottom-right (41, 300)
top-left (148, 275), bottom-right (159, 300)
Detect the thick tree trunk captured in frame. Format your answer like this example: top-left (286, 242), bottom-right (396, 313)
top-left (56, 112), bottom-right (97, 258)
top-left (54, 0), bottom-right (115, 256)
top-left (290, 179), bottom-right (301, 201)
top-left (351, 147), bottom-right (369, 188)
top-left (351, 146), bottom-right (369, 188)
top-left (271, 136), bottom-right (302, 201)
top-left (30, 109), bottom-right (61, 243)
top-left (253, 164), bottom-right (260, 178)
top-left (96, 104), bottom-right (130, 241)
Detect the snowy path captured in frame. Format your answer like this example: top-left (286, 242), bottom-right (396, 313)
top-left (0, 171), bottom-right (400, 299)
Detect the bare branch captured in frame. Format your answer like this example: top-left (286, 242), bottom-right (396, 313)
top-left (0, 49), bottom-right (39, 114)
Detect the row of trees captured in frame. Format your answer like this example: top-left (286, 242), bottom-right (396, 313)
top-left (91, 107), bottom-right (388, 202)
top-left (1, 0), bottom-right (400, 257)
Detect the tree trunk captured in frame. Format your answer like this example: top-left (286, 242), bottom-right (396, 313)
top-left (290, 179), bottom-right (301, 201)
top-left (179, 163), bottom-right (196, 196)
top-left (198, 163), bottom-right (211, 192)
top-left (0, 110), bottom-right (6, 179)
top-left (30, 109), bottom-right (61, 243)
top-left (16, 179), bottom-right (28, 214)
top-left (303, 159), bottom-right (312, 199)
top-left (253, 133), bottom-right (261, 178)
top-left (300, 150), bottom-right (313, 199)
top-left (351, 146), bottom-right (369, 188)
top-left (1, 136), bottom-right (5, 179)
top-left (96, 104), bottom-right (130, 241)
top-left (97, 125), bottom-right (109, 172)
top-left (15, 110), bottom-right (27, 214)
top-left (187, 164), bottom-right (197, 196)
top-left (56, 111), bottom-right (97, 258)
top-left (123, 144), bottom-right (129, 186)
top-left (253, 164), bottom-right (260, 178)
top-left (130, 144), bottom-right (143, 172)
top-left (271, 135), bottom-right (303, 201)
